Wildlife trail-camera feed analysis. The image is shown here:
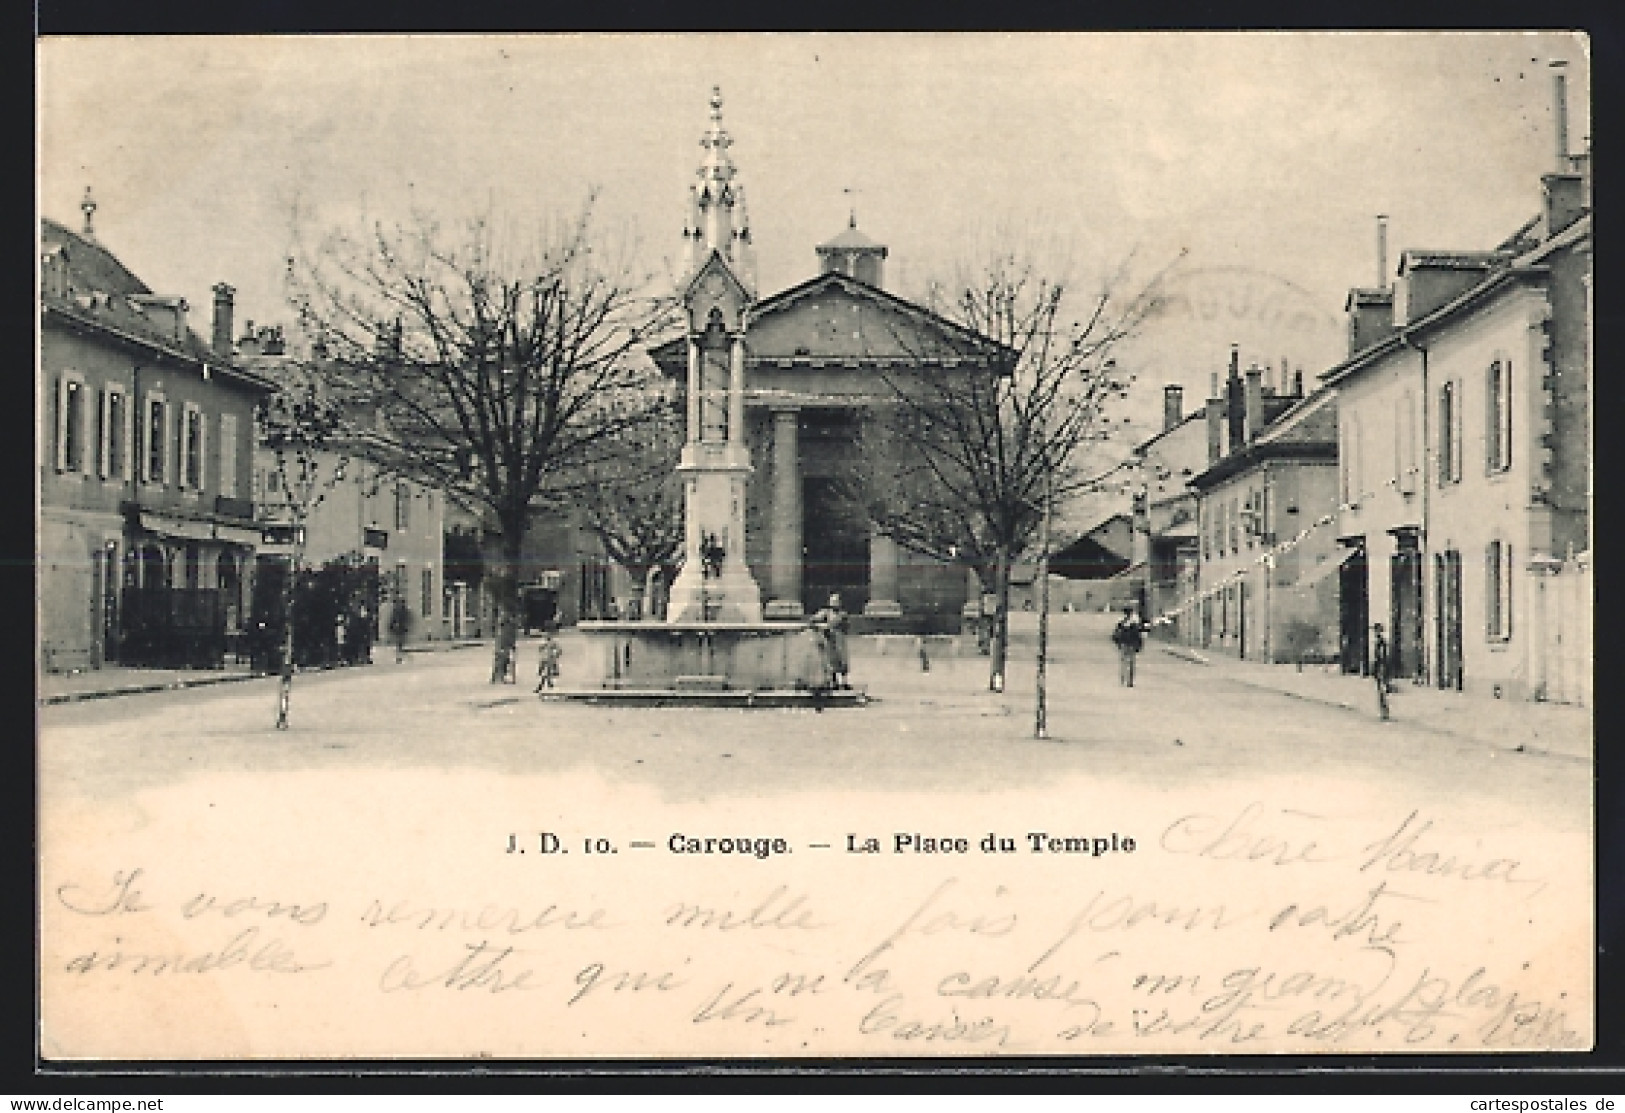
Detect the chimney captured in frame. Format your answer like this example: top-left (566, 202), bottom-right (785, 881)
top-left (1206, 396), bottom-right (1224, 466)
top-left (1543, 172), bottom-right (1586, 237)
top-left (1225, 347), bottom-right (1245, 455)
top-left (1551, 61), bottom-right (1570, 173)
top-left (1376, 214), bottom-right (1390, 289)
top-left (1162, 384), bottom-right (1184, 432)
top-left (211, 283), bottom-right (236, 356)
top-left (1293, 369), bottom-right (1304, 397)
top-left (1244, 366), bottom-right (1264, 443)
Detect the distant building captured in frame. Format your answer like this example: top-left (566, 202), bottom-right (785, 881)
top-left (237, 328), bottom-right (447, 648)
top-left (39, 203), bottom-right (275, 671)
top-left (1190, 387), bottom-right (1339, 662)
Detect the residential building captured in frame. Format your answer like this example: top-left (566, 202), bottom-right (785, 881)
top-left (237, 328), bottom-right (448, 647)
top-left (1322, 146), bottom-right (1590, 701)
top-left (1189, 387), bottom-right (1339, 662)
top-left (39, 203), bottom-right (275, 671)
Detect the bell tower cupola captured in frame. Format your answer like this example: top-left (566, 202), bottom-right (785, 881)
top-left (815, 212), bottom-right (888, 289)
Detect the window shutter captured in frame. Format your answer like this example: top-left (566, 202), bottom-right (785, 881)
top-left (98, 389), bottom-right (110, 478)
top-left (196, 410), bottom-right (207, 493)
top-left (121, 392), bottom-right (134, 481)
top-left (219, 413), bottom-right (237, 498)
top-left (1502, 360), bottom-right (1514, 470)
top-left (1452, 380), bottom-right (1464, 482)
top-left (1495, 545), bottom-right (1508, 633)
top-left (56, 375), bottom-right (70, 472)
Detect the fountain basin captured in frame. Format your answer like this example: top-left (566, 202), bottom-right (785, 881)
top-left (568, 620), bottom-right (841, 694)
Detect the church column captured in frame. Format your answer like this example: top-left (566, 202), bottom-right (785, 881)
top-left (864, 528), bottom-right (903, 618)
top-left (685, 339), bottom-right (701, 443)
top-left (764, 408), bottom-right (803, 618)
top-left (728, 335), bottom-right (746, 444)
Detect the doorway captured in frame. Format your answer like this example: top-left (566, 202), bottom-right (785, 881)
top-left (1435, 549), bottom-right (1463, 690)
top-left (1338, 541), bottom-right (1369, 674)
top-left (801, 476), bottom-right (869, 614)
top-left (1389, 529), bottom-right (1424, 681)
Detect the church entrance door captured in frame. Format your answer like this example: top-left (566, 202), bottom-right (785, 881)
top-left (801, 476), bottom-right (869, 615)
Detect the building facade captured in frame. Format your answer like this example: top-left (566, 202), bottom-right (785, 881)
top-left (1191, 387), bottom-right (1340, 662)
top-left (39, 208), bottom-right (274, 672)
top-left (239, 331), bottom-right (448, 648)
top-left (647, 90), bottom-right (996, 631)
top-left (1323, 160), bottom-right (1590, 701)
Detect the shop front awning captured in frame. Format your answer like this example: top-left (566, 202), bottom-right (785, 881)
top-left (137, 509), bottom-right (261, 548)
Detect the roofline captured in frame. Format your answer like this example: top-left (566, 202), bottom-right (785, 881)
top-left (1132, 409), bottom-right (1206, 454)
top-left (750, 270), bottom-right (1018, 363)
top-left (1253, 385), bottom-right (1336, 446)
top-left (1320, 214), bottom-right (1589, 389)
top-left (43, 302), bottom-right (279, 393)
top-left (1189, 441), bottom-right (1337, 490)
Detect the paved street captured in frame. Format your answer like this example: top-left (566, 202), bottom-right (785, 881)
top-left (40, 612), bottom-right (1588, 831)
top-left (38, 610), bottom-right (1592, 1058)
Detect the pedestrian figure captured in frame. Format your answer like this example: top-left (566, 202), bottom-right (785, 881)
top-left (811, 592), bottom-right (851, 690)
top-left (1371, 622), bottom-right (1392, 721)
top-left (388, 598), bottom-right (410, 663)
top-left (535, 632), bottom-right (562, 693)
top-left (1111, 605), bottom-right (1146, 687)
top-left (918, 636), bottom-right (931, 673)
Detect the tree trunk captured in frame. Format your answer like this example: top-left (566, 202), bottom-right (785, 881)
top-left (489, 526), bottom-right (524, 684)
top-left (274, 550), bottom-right (300, 730)
top-left (989, 546), bottom-right (1012, 692)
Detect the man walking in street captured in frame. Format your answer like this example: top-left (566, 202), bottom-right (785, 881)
top-left (1371, 622), bottom-right (1392, 721)
top-left (1112, 605), bottom-right (1146, 687)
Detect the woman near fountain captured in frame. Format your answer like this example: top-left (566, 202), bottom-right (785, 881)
top-left (812, 593), bottom-right (851, 690)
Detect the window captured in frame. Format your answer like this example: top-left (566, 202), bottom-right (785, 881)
top-left (218, 413), bottom-right (238, 498)
top-left (1396, 389), bottom-right (1417, 495)
top-left (395, 483), bottom-right (411, 530)
top-left (1438, 380), bottom-right (1462, 485)
top-left (181, 404), bottom-right (205, 490)
top-left (100, 386), bottom-right (130, 480)
top-left (144, 393), bottom-right (168, 484)
top-left (1486, 357), bottom-right (1513, 473)
top-left (56, 373), bottom-right (87, 473)
top-left (1228, 496), bottom-right (1239, 553)
top-left (1485, 539), bottom-right (1513, 640)
top-left (421, 567), bottom-right (434, 617)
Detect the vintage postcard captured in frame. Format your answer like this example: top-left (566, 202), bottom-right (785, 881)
top-left (37, 32), bottom-right (1593, 1060)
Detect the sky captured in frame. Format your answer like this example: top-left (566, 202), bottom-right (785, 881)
top-left (38, 31), bottom-right (1590, 496)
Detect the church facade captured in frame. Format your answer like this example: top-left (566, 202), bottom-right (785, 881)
top-left (649, 90), bottom-right (1001, 631)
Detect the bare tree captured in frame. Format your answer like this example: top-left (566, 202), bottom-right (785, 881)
top-left (256, 375), bottom-right (350, 728)
top-left (287, 198), bottom-right (679, 681)
top-left (853, 248), bottom-right (1167, 691)
top-left (575, 403), bottom-right (685, 620)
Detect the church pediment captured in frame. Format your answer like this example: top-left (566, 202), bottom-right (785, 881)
top-left (744, 272), bottom-right (1010, 367)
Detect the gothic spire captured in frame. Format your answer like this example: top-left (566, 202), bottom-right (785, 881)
top-left (684, 86), bottom-right (754, 293)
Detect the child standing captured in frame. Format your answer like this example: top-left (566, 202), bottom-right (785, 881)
top-left (535, 633), bottom-right (562, 693)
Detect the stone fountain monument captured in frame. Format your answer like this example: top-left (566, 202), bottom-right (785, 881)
top-left (560, 89), bottom-right (860, 705)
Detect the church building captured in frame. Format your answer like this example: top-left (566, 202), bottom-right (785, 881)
top-left (649, 89), bottom-right (1006, 631)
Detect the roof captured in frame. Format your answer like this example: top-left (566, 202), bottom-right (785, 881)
top-left (40, 217), bottom-right (276, 393)
top-left (817, 223), bottom-right (886, 253)
top-left (40, 218), bottom-right (150, 297)
top-left (650, 268), bottom-right (1014, 371)
top-left (1319, 213), bottom-right (1590, 391)
top-left (1397, 249), bottom-right (1505, 275)
top-left (1131, 409), bottom-right (1205, 455)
